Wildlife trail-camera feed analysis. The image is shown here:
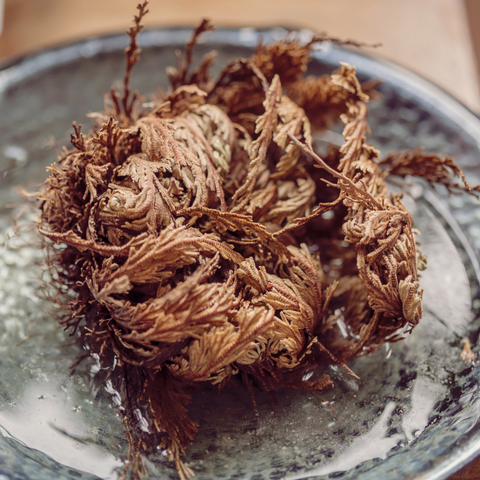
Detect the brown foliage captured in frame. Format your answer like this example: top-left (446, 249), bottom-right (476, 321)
top-left (380, 147), bottom-right (480, 195)
top-left (36, 5), bottom-right (475, 479)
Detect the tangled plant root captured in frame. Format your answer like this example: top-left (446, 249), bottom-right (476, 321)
top-left (37, 3), bottom-right (478, 478)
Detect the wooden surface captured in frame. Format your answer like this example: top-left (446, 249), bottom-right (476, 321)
top-left (0, 0), bottom-right (480, 478)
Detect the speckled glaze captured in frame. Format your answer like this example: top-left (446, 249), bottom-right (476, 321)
top-left (0, 28), bottom-right (480, 480)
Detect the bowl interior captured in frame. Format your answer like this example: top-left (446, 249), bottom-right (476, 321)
top-left (0, 29), bottom-right (480, 480)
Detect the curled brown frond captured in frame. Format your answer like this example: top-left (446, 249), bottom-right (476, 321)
top-left (380, 148), bottom-right (480, 195)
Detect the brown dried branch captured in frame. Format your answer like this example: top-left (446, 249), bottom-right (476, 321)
top-left (124, 2), bottom-right (149, 114)
top-left (168, 19), bottom-right (216, 90)
top-left (287, 132), bottom-right (382, 209)
top-left (231, 75), bottom-right (281, 212)
top-left (380, 148), bottom-right (480, 195)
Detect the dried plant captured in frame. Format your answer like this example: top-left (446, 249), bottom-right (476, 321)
top-left (380, 148), bottom-right (480, 195)
top-left (36, 3), bottom-right (478, 479)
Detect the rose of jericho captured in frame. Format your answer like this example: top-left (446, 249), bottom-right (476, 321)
top-left (37, 4), bottom-right (478, 479)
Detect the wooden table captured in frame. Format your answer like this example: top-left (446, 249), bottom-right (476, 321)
top-left (0, 0), bottom-right (479, 478)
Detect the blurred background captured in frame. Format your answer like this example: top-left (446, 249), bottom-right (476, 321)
top-left (0, 1), bottom-right (480, 479)
top-left (1, 0), bottom-right (480, 113)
